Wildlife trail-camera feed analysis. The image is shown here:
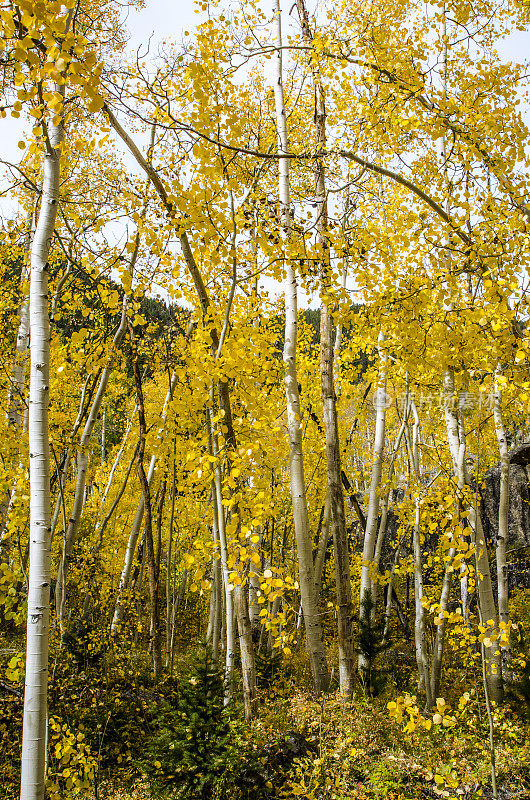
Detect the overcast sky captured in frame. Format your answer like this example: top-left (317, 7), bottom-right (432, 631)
top-left (0, 0), bottom-right (526, 307)
top-left (125, 0), bottom-right (528, 58)
top-left (1, 0), bottom-right (526, 170)
top-left (0, 0), bottom-right (527, 216)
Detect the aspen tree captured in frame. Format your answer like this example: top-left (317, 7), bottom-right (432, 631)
top-left (410, 401), bottom-right (433, 710)
top-left (493, 368), bottom-right (510, 675)
top-left (20, 9), bottom-right (73, 796)
top-left (272, 0), bottom-right (329, 694)
top-left (296, 0), bottom-right (354, 695)
top-left (112, 372), bottom-right (177, 632)
top-left (358, 332), bottom-right (387, 673)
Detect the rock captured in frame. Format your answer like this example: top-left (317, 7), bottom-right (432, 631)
top-left (509, 443), bottom-right (530, 467)
top-left (480, 464), bottom-right (530, 548)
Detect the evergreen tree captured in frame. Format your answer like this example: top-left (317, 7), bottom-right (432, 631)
top-left (357, 590), bottom-right (391, 697)
top-left (142, 641), bottom-right (268, 800)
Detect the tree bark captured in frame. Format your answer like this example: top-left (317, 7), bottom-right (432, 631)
top-left (296, 0), bottom-right (354, 694)
top-left (20, 68), bottom-right (67, 800)
top-left (359, 332), bottom-right (387, 672)
top-left (493, 369), bottom-right (510, 672)
top-left (111, 373), bottom-right (177, 632)
top-left (273, 0), bottom-right (329, 694)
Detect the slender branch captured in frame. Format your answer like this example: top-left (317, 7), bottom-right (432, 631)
top-left (338, 150), bottom-right (472, 247)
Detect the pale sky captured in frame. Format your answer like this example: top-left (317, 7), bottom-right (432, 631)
top-left (0, 0), bottom-right (527, 308)
top-left (126, 0), bottom-right (200, 49)
top-left (125, 0), bottom-right (528, 59)
top-left (1, 0), bottom-right (527, 172)
top-left (0, 2), bottom-right (528, 220)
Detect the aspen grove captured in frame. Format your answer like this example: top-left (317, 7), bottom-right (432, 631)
top-left (1, 0), bottom-right (530, 798)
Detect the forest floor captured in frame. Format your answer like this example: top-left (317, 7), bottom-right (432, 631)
top-left (94, 652), bottom-right (530, 800)
top-left (3, 634), bottom-right (530, 799)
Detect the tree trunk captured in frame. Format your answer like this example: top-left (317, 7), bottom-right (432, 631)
top-left (273, 0), bottom-right (329, 694)
top-left (234, 583), bottom-right (258, 720)
top-left (297, 0), bottom-right (355, 693)
top-left (20, 73), bottom-right (67, 800)
top-left (208, 403), bottom-right (236, 696)
top-left (112, 373), bottom-right (177, 632)
top-left (359, 332), bottom-right (387, 672)
top-left (129, 320), bottom-right (162, 681)
top-left (493, 369), bottom-right (510, 674)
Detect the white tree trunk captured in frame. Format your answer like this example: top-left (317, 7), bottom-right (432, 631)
top-left (493, 370), bottom-right (510, 668)
top-left (358, 332), bottom-right (387, 672)
top-left (20, 82), bottom-right (66, 800)
top-left (273, 0), bottom-right (329, 693)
